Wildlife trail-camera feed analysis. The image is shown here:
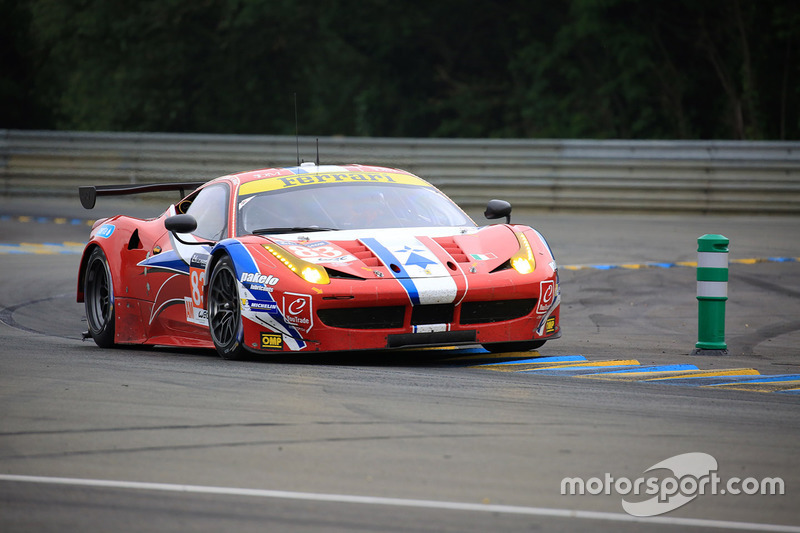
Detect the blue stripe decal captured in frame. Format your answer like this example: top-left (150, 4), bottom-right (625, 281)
top-left (360, 237), bottom-right (421, 305)
top-left (216, 240), bottom-right (306, 348)
top-left (216, 239), bottom-right (258, 274)
top-left (137, 250), bottom-right (190, 274)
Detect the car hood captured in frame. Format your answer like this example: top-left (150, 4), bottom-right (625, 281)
top-left (253, 225), bottom-right (522, 280)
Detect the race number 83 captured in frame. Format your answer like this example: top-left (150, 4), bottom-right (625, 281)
top-left (191, 269), bottom-right (206, 307)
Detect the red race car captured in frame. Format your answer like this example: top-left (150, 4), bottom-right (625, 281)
top-left (78, 164), bottom-right (560, 359)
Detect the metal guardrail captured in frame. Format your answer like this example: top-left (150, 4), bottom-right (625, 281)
top-left (2, 129), bottom-right (799, 214)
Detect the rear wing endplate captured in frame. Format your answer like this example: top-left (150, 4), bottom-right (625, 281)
top-left (79, 182), bottom-right (205, 209)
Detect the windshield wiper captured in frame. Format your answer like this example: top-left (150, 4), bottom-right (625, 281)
top-left (252, 226), bottom-right (338, 235)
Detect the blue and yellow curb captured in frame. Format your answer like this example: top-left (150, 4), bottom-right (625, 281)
top-left (463, 353), bottom-right (800, 395)
top-left (563, 257), bottom-right (799, 271)
top-left (0, 214), bottom-right (94, 226)
top-left (0, 242), bottom-right (86, 254)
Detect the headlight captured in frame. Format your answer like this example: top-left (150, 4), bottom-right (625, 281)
top-left (510, 232), bottom-right (536, 275)
top-left (263, 244), bottom-right (330, 285)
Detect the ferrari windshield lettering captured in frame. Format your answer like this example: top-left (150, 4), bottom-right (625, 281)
top-left (277, 172), bottom-right (398, 188)
top-left (238, 171), bottom-right (429, 196)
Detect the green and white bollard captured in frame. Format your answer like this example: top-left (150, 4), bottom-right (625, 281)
top-left (692, 234), bottom-right (729, 355)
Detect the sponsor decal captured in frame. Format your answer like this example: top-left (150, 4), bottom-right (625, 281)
top-left (247, 300), bottom-right (279, 312)
top-left (545, 317), bottom-right (555, 334)
top-left (276, 241), bottom-right (356, 264)
top-left (412, 324), bottom-right (449, 334)
top-left (184, 297), bottom-right (209, 326)
top-left (96, 224), bottom-right (115, 239)
top-left (277, 172), bottom-right (399, 188)
top-left (536, 279), bottom-right (555, 314)
top-left (238, 171), bottom-right (430, 196)
top-left (223, 239), bottom-right (306, 351)
top-left (247, 283), bottom-right (274, 293)
top-left (190, 253), bottom-right (209, 269)
top-left (240, 272), bottom-right (280, 285)
top-left (260, 332), bottom-right (284, 350)
top-left (283, 293), bottom-right (313, 331)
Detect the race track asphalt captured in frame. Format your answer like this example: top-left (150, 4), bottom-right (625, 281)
top-left (1, 197), bottom-right (798, 532)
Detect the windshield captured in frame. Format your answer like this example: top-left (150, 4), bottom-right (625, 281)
top-left (238, 182), bottom-right (474, 235)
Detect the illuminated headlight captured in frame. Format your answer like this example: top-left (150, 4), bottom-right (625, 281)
top-left (510, 232), bottom-right (536, 275)
top-left (264, 244), bottom-right (330, 284)
top-left (300, 266), bottom-right (325, 284)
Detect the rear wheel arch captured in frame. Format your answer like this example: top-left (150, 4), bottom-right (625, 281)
top-left (83, 246), bottom-right (116, 348)
top-left (77, 243), bottom-right (107, 302)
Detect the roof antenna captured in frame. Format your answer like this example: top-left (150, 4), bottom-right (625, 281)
top-left (315, 138), bottom-right (320, 166)
top-left (294, 93), bottom-right (300, 166)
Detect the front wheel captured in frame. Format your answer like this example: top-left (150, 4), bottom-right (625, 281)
top-left (207, 256), bottom-right (247, 360)
top-left (482, 340), bottom-right (545, 354)
top-left (84, 247), bottom-right (116, 348)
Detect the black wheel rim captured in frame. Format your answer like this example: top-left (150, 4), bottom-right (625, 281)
top-left (86, 257), bottom-right (112, 331)
top-left (209, 266), bottom-right (240, 347)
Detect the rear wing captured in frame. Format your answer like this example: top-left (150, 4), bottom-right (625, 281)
top-left (79, 182), bottom-right (205, 209)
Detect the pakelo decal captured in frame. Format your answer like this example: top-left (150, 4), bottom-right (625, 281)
top-left (240, 272), bottom-right (280, 285)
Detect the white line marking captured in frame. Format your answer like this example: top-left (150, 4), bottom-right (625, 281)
top-left (0, 474), bottom-right (797, 532)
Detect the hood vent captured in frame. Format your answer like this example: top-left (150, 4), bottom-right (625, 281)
top-left (433, 236), bottom-right (469, 263)
top-left (334, 241), bottom-right (382, 267)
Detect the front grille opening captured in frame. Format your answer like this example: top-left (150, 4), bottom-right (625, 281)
top-left (489, 259), bottom-right (512, 273)
top-left (325, 267), bottom-right (365, 280)
top-left (460, 299), bottom-right (536, 325)
top-left (317, 306), bottom-right (404, 329)
top-left (411, 304), bottom-right (454, 325)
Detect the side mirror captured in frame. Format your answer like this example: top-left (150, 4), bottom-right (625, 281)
top-left (484, 199), bottom-right (512, 224)
top-left (165, 214), bottom-right (198, 234)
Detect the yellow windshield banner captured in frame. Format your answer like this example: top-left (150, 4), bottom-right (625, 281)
top-left (239, 171), bottom-right (431, 196)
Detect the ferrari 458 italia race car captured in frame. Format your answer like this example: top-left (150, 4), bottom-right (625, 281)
top-left (77, 163), bottom-right (560, 359)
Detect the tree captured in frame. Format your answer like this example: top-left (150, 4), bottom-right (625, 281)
top-left (8, 0), bottom-right (799, 139)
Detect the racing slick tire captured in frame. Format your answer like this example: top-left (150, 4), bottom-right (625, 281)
top-left (482, 340), bottom-right (545, 353)
top-left (208, 255), bottom-right (248, 360)
top-left (84, 247), bottom-right (116, 348)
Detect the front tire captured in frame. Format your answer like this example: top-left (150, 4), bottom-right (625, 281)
top-left (84, 247), bottom-right (116, 348)
top-left (208, 256), bottom-right (247, 360)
